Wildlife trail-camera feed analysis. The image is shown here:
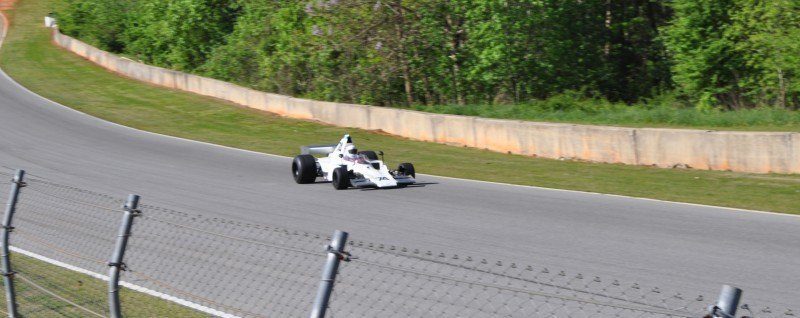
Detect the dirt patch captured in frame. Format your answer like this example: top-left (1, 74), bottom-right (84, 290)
top-left (0, 0), bottom-right (16, 10)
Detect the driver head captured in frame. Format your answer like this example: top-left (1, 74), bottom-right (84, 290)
top-left (345, 144), bottom-right (358, 155)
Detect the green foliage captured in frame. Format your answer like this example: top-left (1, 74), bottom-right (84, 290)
top-left (411, 91), bottom-right (800, 130)
top-left (54, 0), bottom-right (800, 111)
top-left (58, 0), bottom-right (238, 70)
top-left (730, 0), bottom-right (800, 109)
top-left (663, 0), bottom-right (800, 109)
top-left (113, 0), bottom-right (238, 71)
top-left (55, 0), bottom-right (673, 106)
top-left (55, 0), bottom-right (134, 51)
top-left (201, 1), bottom-right (311, 93)
top-left (662, 0), bottom-right (737, 108)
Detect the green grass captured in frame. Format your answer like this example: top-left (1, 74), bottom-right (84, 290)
top-left (1, 0), bottom-right (800, 214)
top-left (411, 93), bottom-right (800, 132)
top-left (8, 253), bottom-right (205, 317)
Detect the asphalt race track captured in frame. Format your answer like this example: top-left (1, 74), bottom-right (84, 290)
top-left (0, 62), bottom-right (798, 312)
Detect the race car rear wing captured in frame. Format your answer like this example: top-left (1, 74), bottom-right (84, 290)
top-left (300, 144), bottom-right (338, 155)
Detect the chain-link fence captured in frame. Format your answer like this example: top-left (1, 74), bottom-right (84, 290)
top-left (123, 203), bottom-right (327, 317)
top-left (0, 166), bottom-right (796, 317)
top-left (330, 244), bottom-right (701, 317)
top-left (0, 168), bottom-right (208, 318)
top-left (13, 177), bottom-right (120, 318)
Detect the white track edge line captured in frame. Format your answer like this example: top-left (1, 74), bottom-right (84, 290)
top-left (9, 246), bottom-right (241, 318)
top-left (0, 18), bottom-right (794, 219)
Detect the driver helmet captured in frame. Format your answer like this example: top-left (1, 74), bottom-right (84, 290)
top-left (345, 144), bottom-right (358, 155)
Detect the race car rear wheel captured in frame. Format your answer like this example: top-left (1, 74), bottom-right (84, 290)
top-left (398, 163), bottom-right (415, 178)
top-left (292, 154), bottom-right (318, 184)
top-left (358, 151), bottom-right (379, 161)
top-left (332, 166), bottom-right (351, 190)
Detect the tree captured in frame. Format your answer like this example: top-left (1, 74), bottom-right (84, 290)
top-left (122, 0), bottom-right (239, 71)
top-left (663, 0), bottom-right (800, 109)
top-left (57, 0), bottom-right (135, 51)
top-left (728, 0), bottom-right (800, 108)
top-left (57, 0), bottom-right (676, 106)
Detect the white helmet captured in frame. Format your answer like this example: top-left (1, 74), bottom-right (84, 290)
top-left (345, 144), bottom-right (357, 155)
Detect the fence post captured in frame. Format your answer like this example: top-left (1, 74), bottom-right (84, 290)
top-left (1, 170), bottom-right (24, 318)
top-left (310, 230), bottom-right (349, 318)
top-left (108, 194), bottom-right (140, 318)
top-left (709, 285), bottom-right (742, 318)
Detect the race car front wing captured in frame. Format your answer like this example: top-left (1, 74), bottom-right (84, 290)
top-left (350, 174), bottom-right (415, 188)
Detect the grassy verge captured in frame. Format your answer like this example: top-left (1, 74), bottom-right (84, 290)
top-left (411, 95), bottom-right (800, 132)
top-left (9, 252), bottom-right (205, 317)
top-left (1, 0), bottom-right (799, 214)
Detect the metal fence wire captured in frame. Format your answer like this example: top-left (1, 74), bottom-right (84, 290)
top-left (329, 244), bottom-right (704, 318)
top-left (123, 204), bottom-right (328, 317)
top-left (0, 169), bottom-right (115, 317)
top-left (0, 166), bottom-right (796, 318)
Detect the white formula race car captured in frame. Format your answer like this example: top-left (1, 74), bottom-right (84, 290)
top-left (292, 134), bottom-right (416, 189)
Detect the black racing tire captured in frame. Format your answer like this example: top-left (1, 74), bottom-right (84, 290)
top-left (358, 151), bottom-right (379, 161)
top-left (292, 154), bottom-right (318, 184)
top-left (398, 163), bottom-right (415, 178)
top-left (331, 166), bottom-right (351, 190)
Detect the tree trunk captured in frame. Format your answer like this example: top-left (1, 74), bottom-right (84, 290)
top-left (445, 8), bottom-right (465, 105)
top-left (604, 0), bottom-right (612, 57)
top-left (393, 3), bottom-right (414, 106)
top-left (778, 68), bottom-right (786, 108)
top-left (421, 73), bottom-right (435, 105)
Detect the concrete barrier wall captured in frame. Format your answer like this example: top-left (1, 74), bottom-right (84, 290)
top-left (52, 29), bottom-right (800, 174)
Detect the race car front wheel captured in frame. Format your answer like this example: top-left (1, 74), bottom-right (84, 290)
top-left (332, 166), bottom-right (351, 190)
top-left (398, 163), bottom-right (415, 178)
top-left (292, 155), bottom-right (317, 184)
